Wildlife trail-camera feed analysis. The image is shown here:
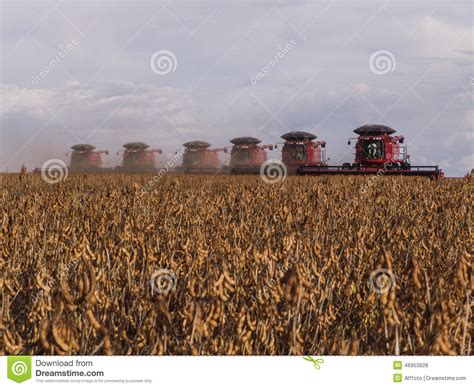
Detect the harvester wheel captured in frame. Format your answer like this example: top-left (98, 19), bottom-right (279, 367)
top-left (342, 163), bottom-right (351, 170)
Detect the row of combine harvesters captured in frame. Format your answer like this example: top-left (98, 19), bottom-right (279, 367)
top-left (34, 124), bottom-right (444, 178)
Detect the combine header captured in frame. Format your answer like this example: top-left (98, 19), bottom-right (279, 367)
top-left (118, 142), bottom-right (162, 172)
top-left (229, 137), bottom-right (273, 174)
top-left (179, 141), bottom-right (227, 174)
top-left (298, 124), bottom-right (443, 178)
top-left (280, 131), bottom-right (326, 174)
top-left (68, 144), bottom-right (109, 172)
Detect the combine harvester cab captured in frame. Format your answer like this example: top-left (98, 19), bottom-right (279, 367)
top-left (298, 124), bottom-right (443, 178)
top-left (180, 141), bottom-right (227, 174)
top-left (68, 144), bottom-right (109, 172)
top-left (229, 137), bottom-right (273, 174)
top-left (119, 142), bottom-right (162, 172)
top-left (280, 131), bottom-right (327, 175)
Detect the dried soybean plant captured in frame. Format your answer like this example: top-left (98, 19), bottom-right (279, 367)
top-left (0, 173), bottom-right (472, 355)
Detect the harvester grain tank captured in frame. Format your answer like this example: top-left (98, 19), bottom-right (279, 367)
top-left (180, 141), bottom-right (227, 174)
top-left (119, 142), bottom-right (162, 172)
top-left (280, 131), bottom-right (326, 174)
top-left (229, 137), bottom-right (273, 174)
top-left (68, 144), bottom-right (109, 172)
top-left (298, 124), bottom-right (443, 177)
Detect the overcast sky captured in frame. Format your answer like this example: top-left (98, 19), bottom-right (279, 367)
top-left (0, 0), bottom-right (472, 176)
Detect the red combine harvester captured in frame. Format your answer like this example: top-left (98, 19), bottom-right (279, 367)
top-left (229, 137), bottom-right (273, 174)
top-left (68, 144), bottom-right (109, 172)
top-left (280, 131), bottom-right (327, 174)
top-left (180, 141), bottom-right (227, 174)
top-left (118, 142), bottom-right (162, 172)
top-left (298, 124), bottom-right (443, 177)
top-left (33, 143), bottom-right (110, 173)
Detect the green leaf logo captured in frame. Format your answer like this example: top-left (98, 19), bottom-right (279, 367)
top-left (7, 356), bottom-right (32, 383)
top-left (303, 355), bottom-right (324, 370)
